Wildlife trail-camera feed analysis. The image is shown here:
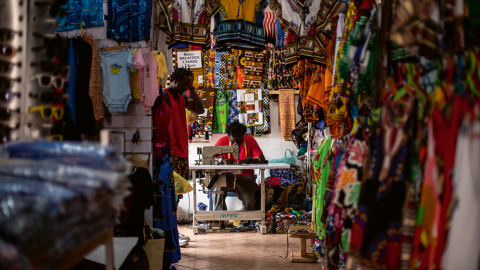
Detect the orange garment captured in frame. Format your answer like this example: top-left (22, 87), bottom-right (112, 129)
top-left (306, 66), bottom-right (326, 109)
top-left (82, 33), bottom-right (104, 121)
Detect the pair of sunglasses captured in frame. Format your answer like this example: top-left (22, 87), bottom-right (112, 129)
top-left (0, 59), bottom-right (21, 73)
top-left (0, 28), bottom-right (22, 42)
top-left (31, 61), bottom-right (70, 78)
top-left (0, 123), bottom-right (19, 143)
top-left (46, 134), bottom-right (63, 141)
top-left (30, 73), bottom-right (67, 89)
top-left (0, 89), bottom-right (20, 103)
top-left (0, 107), bottom-right (20, 121)
top-left (1, 43), bottom-right (22, 58)
top-left (0, 76), bottom-right (21, 89)
top-left (29, 91), bottom-right (64, 103)
top-left (29, 105), bottom-right (64, 120)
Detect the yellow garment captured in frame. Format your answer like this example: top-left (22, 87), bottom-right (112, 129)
top-left (219, 0), bottom-right (259, 21)
top-left (130, 48), bottom-right (141, 100)
top-left (174, 171), bottom-right (194, 195)
top-left (153, 51), bottom-right (168, 83)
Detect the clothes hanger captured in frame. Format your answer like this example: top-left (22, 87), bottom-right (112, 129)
top-left (101, 41), bottom-right (127, 52)
top-left (466, 50), bottom-right (480, 98)
top-left (80, 22), bottom-right (85, 38)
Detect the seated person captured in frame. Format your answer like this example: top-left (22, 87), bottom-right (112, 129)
top-left (211, 122), bottom-right (265, 211)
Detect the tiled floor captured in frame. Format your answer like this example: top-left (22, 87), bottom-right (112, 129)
top-left (173, 225), bottom-right (321, 270)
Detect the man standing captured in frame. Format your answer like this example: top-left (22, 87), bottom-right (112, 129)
top-left (163, 68), bottom-right (203, 247)
top-left (212, 122), bottom-right (265, 211)
top-left (163, 68), bottom-right (204, 181)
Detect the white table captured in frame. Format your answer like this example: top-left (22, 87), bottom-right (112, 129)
top-left (190, 163), bottom-right (291, 234)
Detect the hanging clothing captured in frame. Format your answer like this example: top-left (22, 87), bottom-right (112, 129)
top-left (279, 89), bottom-right (295, 140)
top-left (442, 114), bottom-right (480, 270)
top-left (263, 5), bottom-right (277, 45)
top-left (215, 89), bottom-right (229, 132)
top-left (153, 51), bottom-right (168, 83)
top-left (242, 51), bottom-right (265, 89)
top-left (82, 33), bottom-right (104, 122)
top-left (348, 95), bottom-right (414, 269)
top-left (56, 0), bottom-right (104, 32)
top-left (130, 49), bottom-right (142, 100)
top-left (72, 37), bottom-right (96, 136)
top-left (66, 40), bottom-right (79, 123)
top-left (227, 89), bottom-right (239, 124)
top-left (152, 96), bottom-right (181, 266)
top-left (269, 0), bottom-right (341, 65)
top-left (107, 0), bottom-right (153, 42)
top-left (431, 96), bottom-right (470, 267)
top-left (99, 49), bottom-right (133, 113)
top-left (133, 48), bottom-right (160, 111)
top-left (212, 0), bottom-right (268, 51)
top-left (158, 0), bottom-right (217, 47)
top-left (409, 120), bottom-right (441, 269)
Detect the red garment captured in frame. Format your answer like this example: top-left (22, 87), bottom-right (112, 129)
top-left (166, 89), bottom-right (188, 158)
top-left (215, 135), bottom-right (263, 176)
top-left (431, 96), bottom-right (469, 267)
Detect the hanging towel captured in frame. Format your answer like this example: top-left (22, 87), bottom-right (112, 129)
top-left (279, 89), bottom-right (296, 140)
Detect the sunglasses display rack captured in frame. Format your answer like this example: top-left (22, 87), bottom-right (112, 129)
top-left (0, 0), bottom-right (26, 142)
top-left (0, 0), bottom-right (69, 143)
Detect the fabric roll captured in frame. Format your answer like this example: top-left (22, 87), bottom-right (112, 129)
top-left (278, 89), bottom-right (296, 140)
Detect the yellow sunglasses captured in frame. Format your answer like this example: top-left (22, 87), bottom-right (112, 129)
top-left (46, 134), bottom-right (63, 141)
top-left (28, 105), bottom-right (64, 120)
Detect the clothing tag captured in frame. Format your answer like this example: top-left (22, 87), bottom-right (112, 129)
top-left (198, 75), bottom-right (203, 84)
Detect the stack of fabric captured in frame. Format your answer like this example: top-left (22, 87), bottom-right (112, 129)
top-left (0, 141), bottom-right (131, 269)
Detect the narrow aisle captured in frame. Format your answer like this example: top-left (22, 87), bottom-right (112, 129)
top-left (174, 225), bottom-right (321, 270)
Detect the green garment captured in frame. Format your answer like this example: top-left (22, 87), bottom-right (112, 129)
top-left (215, 89), bottom-right (229, 132)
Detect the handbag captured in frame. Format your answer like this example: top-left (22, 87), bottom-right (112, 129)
top-left (270, 149), bottom-right (296, 166)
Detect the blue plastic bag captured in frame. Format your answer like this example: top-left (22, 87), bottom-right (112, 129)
top-left (270, 149), bottom-right (296, 166)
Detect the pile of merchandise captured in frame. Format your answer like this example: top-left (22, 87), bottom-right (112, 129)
top-left (0, 141), bottom-right (131, 269)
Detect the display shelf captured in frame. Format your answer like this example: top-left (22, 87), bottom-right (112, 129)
top-left (58, 229), bottom-right (114, 270)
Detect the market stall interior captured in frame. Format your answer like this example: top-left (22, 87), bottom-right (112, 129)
top-left (1, 0), bottom-right (480, 269)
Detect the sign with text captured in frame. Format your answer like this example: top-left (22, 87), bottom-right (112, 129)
top-left (177, 51), bottom-right (202, 69)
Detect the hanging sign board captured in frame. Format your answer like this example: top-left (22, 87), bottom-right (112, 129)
top-left (177, 51), bottom-right (202, 69)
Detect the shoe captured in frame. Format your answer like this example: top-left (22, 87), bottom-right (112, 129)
top-left (178, 233), bottom-right (190, 241)
top-left (179, 239), bottom-right (189, 247)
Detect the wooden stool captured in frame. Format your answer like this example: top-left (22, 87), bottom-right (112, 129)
top-left (288, 225), bottom-right (317, 263)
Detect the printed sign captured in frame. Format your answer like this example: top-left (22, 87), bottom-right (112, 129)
top-left (177, 51), bottom-right (202, 69)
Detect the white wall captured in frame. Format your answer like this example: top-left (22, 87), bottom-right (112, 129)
top-left (177, 96), bottom-right (301, 219)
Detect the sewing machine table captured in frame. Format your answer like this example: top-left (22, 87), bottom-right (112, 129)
top-left (190, 163), bottom-right (291, 234)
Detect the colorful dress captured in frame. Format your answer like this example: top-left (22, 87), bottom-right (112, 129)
top-left (157, 0), bottom-right (217, 47)
top-left (212, 0), bottom-right (268, 51)
top-left (269, 0), bottom-right (341, 66)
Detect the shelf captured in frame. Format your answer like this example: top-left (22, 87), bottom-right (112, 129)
top-left (58, 229), bottom-right (114, 270)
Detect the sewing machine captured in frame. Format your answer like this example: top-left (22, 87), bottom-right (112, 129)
top-left (195, 145), bottom-right (239, 165)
